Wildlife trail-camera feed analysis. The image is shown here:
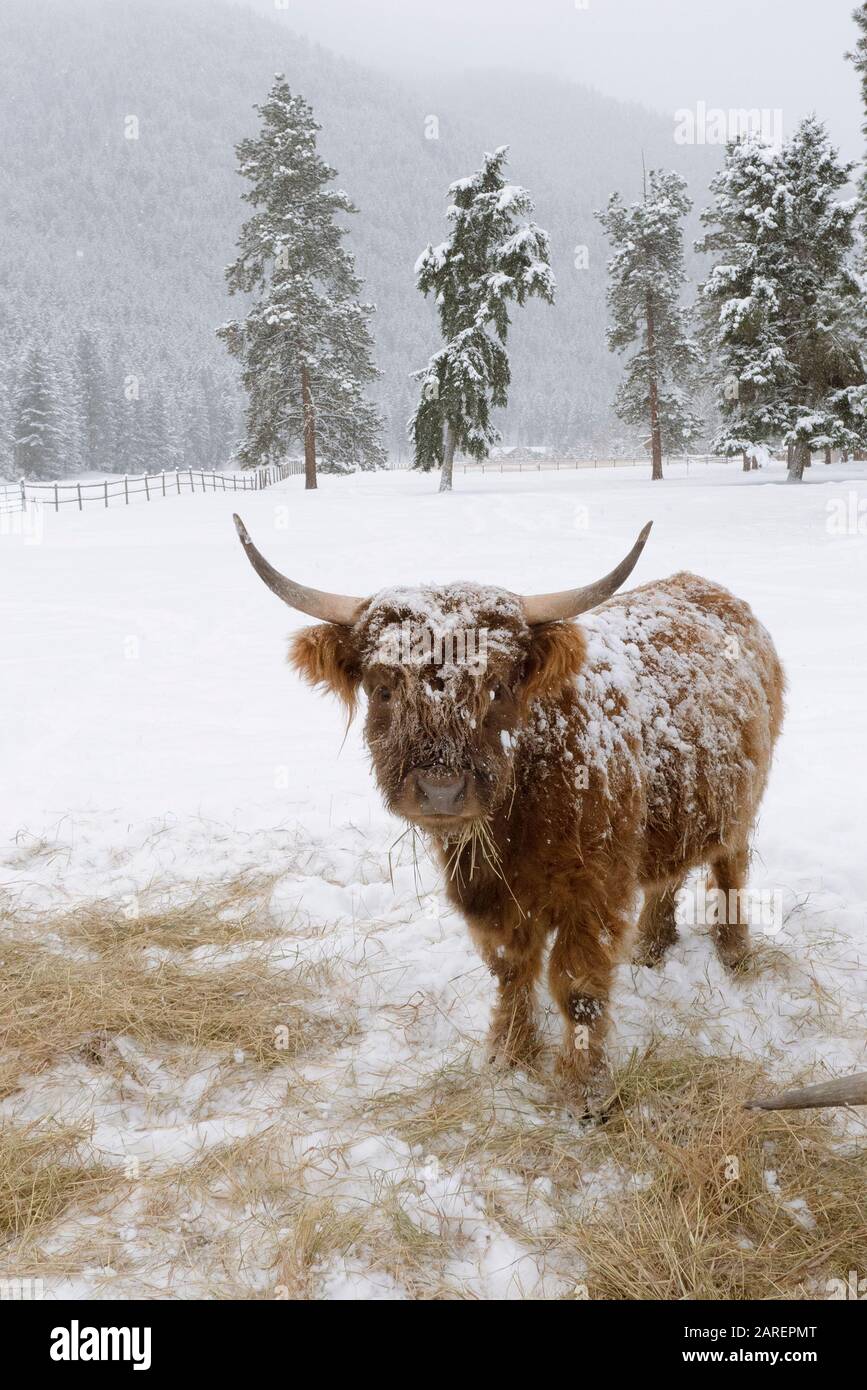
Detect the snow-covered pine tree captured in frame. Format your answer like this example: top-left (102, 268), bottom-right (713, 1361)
top-left (696, 136), bottom-right (791, 470)
top-left (13, 346), bottom-right (64, 479)
top-left (596, 169), bottom-right (701, 481)
top-left (410, 146), bottom-right (555, 492)
top-left (847, 2), bottom-right (867, 270)
top-left (846, 3), bottom-right (867, 459)
top-left (116, 392), bottom-right (151, 477)
top-left (776, 117), bottom-right (863, 481)
top-left (829, 382), bottom-right (867, 457)
top-left (146, 389), bottom-right (179, 473)
top-left (0, 369), bottom-right (12, 480)
top-left (219, 76), bottom-right (384, 488)
top-left (75, 331), bottom-right (113, 473)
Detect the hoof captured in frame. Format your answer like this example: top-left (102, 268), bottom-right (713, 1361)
top-left (715, 938), bottom-right (754, 973)
top-left (632, 939), bottom-right (673, 968)
top-left (554, 1059), bottom-right (615, 1123)
top-left (487, 1031), bottom-right (542, 1073)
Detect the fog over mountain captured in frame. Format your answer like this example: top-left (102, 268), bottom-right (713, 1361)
top-left (247, 0), bottom-right (861, 164)
top-left (0, 0), bottom-right (816, 469)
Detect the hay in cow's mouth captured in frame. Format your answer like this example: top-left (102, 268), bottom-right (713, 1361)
top-left (442, 817), bottom-right (501, 886)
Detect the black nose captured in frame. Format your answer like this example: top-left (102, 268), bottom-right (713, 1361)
top-left (414, 770), bottom-right (468, 816)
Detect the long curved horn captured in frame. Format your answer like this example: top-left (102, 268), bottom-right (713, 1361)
top-left (521, 522), bottom-right (653, 624)
top-left (233, 514), bottom-right (365, 625)
top-left (744, 1072), bottom-right (867, 1111)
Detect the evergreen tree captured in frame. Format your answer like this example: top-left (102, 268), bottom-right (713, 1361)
top-left (54, 347), bottom-right (85, 476)
top-left (219, 75), bottom-right (384, 488)
top-left (116, 392), bottom-right (151, 476)
top-left (410, 146), bottom-right (555, 492)
top-left (698, 123), bottom-right (864, 478)
top-left (829, 383), bottom-right (867, 457)
top-left (696, 137), bottom-right (791, 470)
top-left (847, 2), bottom-right (867, 270)
top-left (14, 346), bottom-right (64, 479)
top-left (146, 388), bottom-right (178, 473)
top-left (777, 118), bottom-right (863, 480)
top-left (75, 330), bottom-right (113, 472)
top-left (181, 381), bottom-right (209, 472)
top-left (597, 169), bottom-right (701, 480)
top-left (0, 367), bottom-right (13, 479)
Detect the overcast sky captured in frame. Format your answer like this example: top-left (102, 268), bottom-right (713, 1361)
top-left (257, 0), bottom-right (862, 162)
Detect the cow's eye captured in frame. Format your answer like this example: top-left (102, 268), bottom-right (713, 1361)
top-left (489, 683), bottom-right (504, 702)
top-left (376, 686), bottom-right (392, 703)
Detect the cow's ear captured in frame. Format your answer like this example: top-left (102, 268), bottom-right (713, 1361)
top-left (290, 623), bottom-right (362, 714)
top-left (521, 621), bottom-right (587, 705)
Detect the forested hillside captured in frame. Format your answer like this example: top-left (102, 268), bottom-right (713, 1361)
top-left (0, 0), bottom-right (720, 476)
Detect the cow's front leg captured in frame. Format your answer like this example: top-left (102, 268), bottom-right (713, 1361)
top-left (548, 918), bottom-right (620, 1118)
top-left (470, 913), bottom-right (544, 1071)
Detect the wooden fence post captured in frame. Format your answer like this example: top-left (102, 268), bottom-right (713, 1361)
top-left (124, 475), bottom-right (129, 504)
top-left (104, 480), bottom-right (109, 507)
top-left (161, 470), bottom-right (166, 497)
top-left (19, 477), bottom-right (26, 512)
top-left (176, 469), bottom-right (180, 494)
top-left (54, 482), bottom-right (59, 512)
top-left (189, 469), bottom-right (194, 493)
top-left (144, 473), bottom-right (150, 501)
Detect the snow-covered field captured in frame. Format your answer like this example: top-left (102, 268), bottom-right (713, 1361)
top-left (2, 459), bottom-right (866, 1298)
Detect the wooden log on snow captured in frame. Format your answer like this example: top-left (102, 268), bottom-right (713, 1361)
top-left (745, 1071), bottom-right (867, 1111)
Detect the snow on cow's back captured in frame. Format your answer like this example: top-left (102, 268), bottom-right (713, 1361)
top-left (576, 571), bottom-right (785, 820)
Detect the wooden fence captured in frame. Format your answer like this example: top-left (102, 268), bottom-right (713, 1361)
top-left (1, 452), bottom-right (738, 516)
top-left (457, 453), bottom-right (721, 473)
top-left (1, 461), bottom-right (301, 515)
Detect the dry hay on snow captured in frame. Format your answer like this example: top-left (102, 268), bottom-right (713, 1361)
top-left (0, 868), bottom-right (864, 1300)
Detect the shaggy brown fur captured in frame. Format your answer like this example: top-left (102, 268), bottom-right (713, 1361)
top-left (291, 571), bottom-right (785, 1115)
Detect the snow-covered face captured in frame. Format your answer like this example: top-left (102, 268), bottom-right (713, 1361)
top-left (358, 585), bottom-right (532, 829)
top-left (290, 583), bottom-right (588, 833)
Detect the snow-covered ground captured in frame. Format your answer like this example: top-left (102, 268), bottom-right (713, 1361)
top-left (2, 459), bottom-right (866, 1298)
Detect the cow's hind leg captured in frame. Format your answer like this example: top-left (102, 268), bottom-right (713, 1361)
top-left (708, 844), bottom-right (751, 970)
top-left (633, 878), bottom-right (683, 967)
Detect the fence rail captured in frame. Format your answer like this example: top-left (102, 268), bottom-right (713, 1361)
top-left (0, 461), bottom-right (302, 515)
top-left (1, 452), bottom-right (746, 517)
top-left (457, 453), bottom-right (723, 473)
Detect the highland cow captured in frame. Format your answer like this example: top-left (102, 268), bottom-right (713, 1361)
top-left (234, 515), bottom-right (785, 1115)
